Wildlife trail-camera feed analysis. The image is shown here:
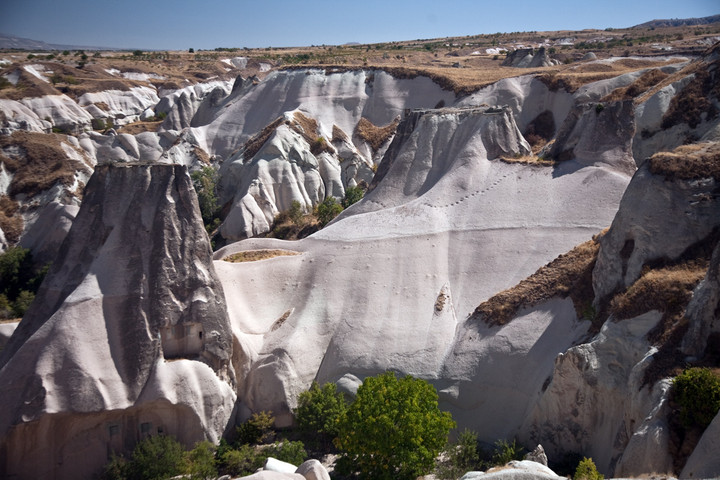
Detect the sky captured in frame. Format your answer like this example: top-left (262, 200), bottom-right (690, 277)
top-left (1, 0), bottom-right (718, 51)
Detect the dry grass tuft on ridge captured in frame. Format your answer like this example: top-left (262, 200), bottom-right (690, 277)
top-left (0, 131), bottom-right (90, 198)
top-left (601, 68), bottom-right (670, 102)
top-left (648, 141), bottom-right (720, 180)
top-left (354, 117), bottom-right (399, 152)
top-left (471, 236), bottom-right (601, 327)
top-left (0, 195), bottom-right (23, 244)
top-left (221, 249), bottom-right (300, 263)
top-left (610, 262), bottom-right (707, 321)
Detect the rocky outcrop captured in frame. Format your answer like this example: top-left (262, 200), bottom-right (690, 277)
top-left (195, 69), bottom-right (457, 159)
top-left (549, 100), bottom-right (637, 174)
top-left (156, 79), bottom-right (234, 131)
top-left (217, 111), bottom-right (373, 240)
top-left (681, 240), bottom-right (720, 357)
top-left (217, 101), bottom-right (632, 431)
top-left (682, 410), bottom-right (720, 478)
top-left (0, 163), bottom-right (235, 479)
top-left (633, 42), bottom-right (720, 162)
top-left (502, 47), bottom-right (559, 68)
top-left (592, 142), bottom-right (720, 303)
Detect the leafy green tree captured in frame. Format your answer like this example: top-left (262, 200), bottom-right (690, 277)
top-left (0, 247), bottom-right (34, 299)
top-left (237, 411), bottom-right (275, 445)
top-left (266, 440), bottom-right (307, 465)
top-left (185, 441), bottom-right (217, 480)
top-left (491, 438), bottom-right (525, 466)
top-left (0, 293), bottom-right (12, 319)
top-left (12, 290), bottom-right (35, 318)
top-left (315, 197), bottom-right (343, 227)
top-left (288, 200), bottom-right (304, 225)
top-left (335, 371), bottom-right (455, 480)
top-left (574, 457), bottom-right (603, 480)
top-left (673, 367), bottom-right (720, 429)
top-left (436, 429), bottom-right (483, 479)
top-left (342, 185), bottom-right (365, 208)
top-left (125, 435), bottom-right (186, 480)
top-left (218, 444), bottom-right (263, 476)
top-left (295, 381), bottom-right (348, 447)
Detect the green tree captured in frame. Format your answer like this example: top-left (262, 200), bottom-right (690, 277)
top-left (315, 197), bottom-right (343, 227)
top-left (673, 367), bottom-right (720, 429)
top-left (125, 435), bottom-right (185, 480)
top-left (288, 200), bottom-right (304, 225)
top-left (186, 441), bottom-right (217, 480)
top-left (342, 185), bottom-right (365, 208)
top-left (0, 247), bottom-right (34, 299)
top-left (574, 457), bottom-right (603, 480)
top-left (218, 444), bottom-right (263, 476)
top-left (266, 440), bottom-right (307, 465)
top-left (237, 411), bottom-right (275, 445)
top-left (295, 381), bottom-right (348, 447)
top-left (12, 290), bottom-right (35, 318)
top-left (335, 371), bottom-right (455, 480)
top-left (436, 429), bottom-right (483, 479)
top-left (491, 438), bottom-right (525, 466)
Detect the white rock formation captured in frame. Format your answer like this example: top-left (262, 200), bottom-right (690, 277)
top-left (216, 105), bottom-right (631, 429)
top-left (218, 111), bottom-right (373, 240)
top-left (681, 410), bottom-right (720, 478)
top-left (193, 69), bottom-right (457, 159)
top-left (240, 472), bottom-right (305, 480)
top-left (460, 460), bottom-right (564, 479)
top-left (295, 459), bottom-right (331, 480)
top-left (264, 457), bottom-right (298, 473)
top-left (156, 79), bottom-right (234, 130)
top-left (592, 161), bottom-right (720, 303)
top-left (0, 164), bottom-right (235, 479)
top-left (78, 86), bottom-right (160, 126)
top-left (549, 99), bottom-right (637, 174)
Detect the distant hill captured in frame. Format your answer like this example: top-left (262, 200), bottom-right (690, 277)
top-left (0, 33), bottom-right (117, 51)
top-left (633, 14), bottom-right (720, 29)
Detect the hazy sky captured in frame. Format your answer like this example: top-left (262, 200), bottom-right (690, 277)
top-left (1, 0), bottom-right (718, 50)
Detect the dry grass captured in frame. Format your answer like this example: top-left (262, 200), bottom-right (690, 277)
top-left (601, 68), bottom-right (670, 102)
top-left (610, 263), bottom-right (707, 321)
top-left (292, 111), bottom-right (318, 138)
top-left (192, 146), bottom-right (211, 165)
top-left (332, 124), bottom-right (350, 143)
top-left (661, 60), bottom-right (720, 130)
top-left (354, 117), bottom-right (399, 152)
top-left (0, 195), bottom-right (23, 244)
top-left (221, 249), bottom-right (300, 263)
top-left (116, 120), bottom-right (163, 135)
top-left (240, 112), bottom-right (335, 161)
top-left (648, 142), bottom-right (720, 180)
top-left (498, 154), bottom-right (554, 166)
top-left (471, 237), bottom-right (600, 327)
top-left (0, 131), bottom-right (90, 198)
top-left (242, 117), bottom-right (286, 160)
top-left (292, 112), bottom-right (335, 155)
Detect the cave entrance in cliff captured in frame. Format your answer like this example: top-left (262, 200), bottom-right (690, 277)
top-left (159, 323), bottom-right (203, 359)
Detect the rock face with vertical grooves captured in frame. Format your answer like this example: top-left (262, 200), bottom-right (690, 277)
top-left (0, 163), bottom-right (235, 480)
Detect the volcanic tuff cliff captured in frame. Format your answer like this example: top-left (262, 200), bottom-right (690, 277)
top-left (1, 41), bottom-right (720, 478)
top-left (0, 164), bottom-right (235, 479)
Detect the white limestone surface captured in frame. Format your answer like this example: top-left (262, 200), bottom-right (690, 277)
top-left (215, 108), bottom-right (631, 429)
top-left (194, 69), bottom-right (457, 158)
